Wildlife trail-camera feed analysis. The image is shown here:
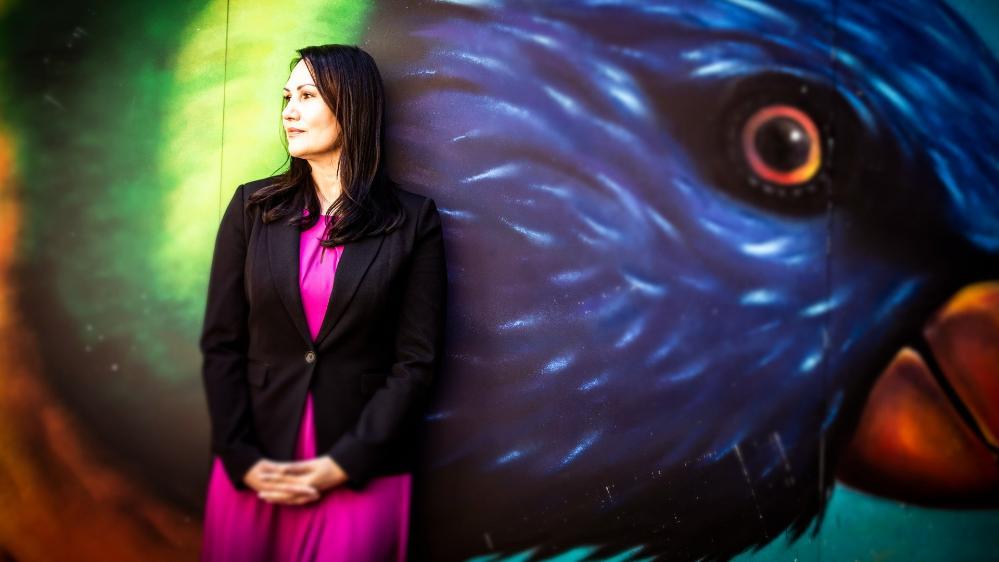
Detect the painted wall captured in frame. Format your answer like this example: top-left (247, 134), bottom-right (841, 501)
top-left (0, 0), bottom-right (996, 560)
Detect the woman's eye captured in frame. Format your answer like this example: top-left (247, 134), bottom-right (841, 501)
top-left (283, 93), bottom-right (312, 101)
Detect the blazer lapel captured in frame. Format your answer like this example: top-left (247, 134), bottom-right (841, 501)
top-left (267, 215), bottom-right (385, 349)
top-left (315, 233), bottom-right (384, 346)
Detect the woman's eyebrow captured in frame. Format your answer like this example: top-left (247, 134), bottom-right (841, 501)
top-left (282, 84), bottom-right (317, 91)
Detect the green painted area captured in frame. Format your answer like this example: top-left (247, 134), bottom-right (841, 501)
top-left (159, 0), bottom-right (370, 378)
top-left (3, 0), bottom-right (215, 381)
top-left (4, 0), bottom-right (370, 381)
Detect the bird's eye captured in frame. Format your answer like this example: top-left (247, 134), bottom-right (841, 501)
top-left (660, 72), bottom-right (867, 216)
top-left (722, 98), bottom-right (829, 206)
top-left (702, 73), bottom-right (865, 215)
top-left (741, 104), bottom-right (821, 187)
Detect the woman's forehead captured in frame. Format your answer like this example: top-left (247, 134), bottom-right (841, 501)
top-left (285, 60), bottom-right (314, 86)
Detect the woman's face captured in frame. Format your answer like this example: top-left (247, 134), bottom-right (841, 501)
top-left (282, 59), bottom-right (342, 162)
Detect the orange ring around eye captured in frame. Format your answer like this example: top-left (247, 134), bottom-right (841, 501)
top-left (741, 104), bottom-right (821, 186)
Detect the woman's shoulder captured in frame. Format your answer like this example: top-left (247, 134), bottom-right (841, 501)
top-left (240, 174), bottom-right (283, 198)
top-left (235, 175), bottom-right (436, 223)
top-left (390, 185), bottom-right (436, 212)
top-left (238, 175), bottom-right (431, 204)
top-left (390, 186), bottom-right (441, 235)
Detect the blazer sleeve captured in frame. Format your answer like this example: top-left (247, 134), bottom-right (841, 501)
top-left (199, 183), bottom-right (264, 491)
top-left (327, 196), bottom-right (447, 490)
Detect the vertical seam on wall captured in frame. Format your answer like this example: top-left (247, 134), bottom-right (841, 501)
top-left (218, 0), bottom-right (232, 219)
top-left (818, 0), bottom-right (842, 553)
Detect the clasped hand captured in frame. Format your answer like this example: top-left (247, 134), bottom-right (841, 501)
top-left (244, 456), bottom-right (348, 505)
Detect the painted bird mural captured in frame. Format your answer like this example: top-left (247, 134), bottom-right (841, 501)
top-left (0, 0), bottom-right (998, 561)
top-left (361, 0), bottom-right (999, 559)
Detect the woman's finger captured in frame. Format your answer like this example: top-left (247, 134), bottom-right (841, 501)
top-left (279, 462), bottom-right (314, 475)
top-left (258, 488), bottom-right (319, 505)
top-left (260, 482), bottom-right (319, 498)
top-left (258, 486), bottom-right (319, 497)
top-left (262, 472), bottom-right (314, 487)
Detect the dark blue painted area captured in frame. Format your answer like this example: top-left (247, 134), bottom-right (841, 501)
top-left (362, 0), bottom-right (999, 560)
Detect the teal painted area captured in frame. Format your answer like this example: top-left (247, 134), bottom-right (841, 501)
top-left (947, 0), bottom-right (999, 54)
top-left (732, 485), bottom-right (999, 562)
top-left (464, 485), bottom-right (999, 561)
top-left (467, 545), bottom-right (652, 562)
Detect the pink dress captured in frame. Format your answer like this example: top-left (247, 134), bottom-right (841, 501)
top-left (201, 209), bottom-right (412, 562)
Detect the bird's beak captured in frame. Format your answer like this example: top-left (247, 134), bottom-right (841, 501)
top-left (837, 281), bottom-right (999, 507)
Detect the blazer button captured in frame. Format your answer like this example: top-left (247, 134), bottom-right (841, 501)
top-left (305, 351), bottom-right (316, 364)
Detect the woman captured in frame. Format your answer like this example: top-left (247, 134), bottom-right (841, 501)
top-left (199, 44), bottom-right (447, 562)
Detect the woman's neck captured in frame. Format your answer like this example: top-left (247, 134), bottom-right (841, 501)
top-left (309, 161), bottom-right (342, 213)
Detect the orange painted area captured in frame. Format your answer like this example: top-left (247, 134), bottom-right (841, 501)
top-left (925, 281), bottom-right (999, 447)
top-left (0, 127), bottom-right (200, 560)
top-left (838, 344), bottom-right (999, 507)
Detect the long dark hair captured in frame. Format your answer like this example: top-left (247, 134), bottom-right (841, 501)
top-left (247, 44), bottom-right (404, 245)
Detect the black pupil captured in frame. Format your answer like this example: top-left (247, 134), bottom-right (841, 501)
top-left (754, 117), bottom-right (811, 172)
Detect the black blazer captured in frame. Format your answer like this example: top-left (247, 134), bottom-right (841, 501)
top-left (199, 176), bottom-right (447, 492)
